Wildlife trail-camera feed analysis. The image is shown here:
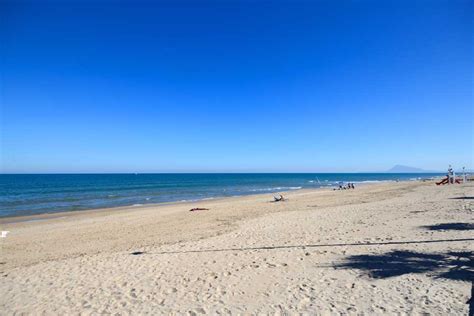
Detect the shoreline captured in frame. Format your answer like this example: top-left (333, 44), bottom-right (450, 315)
top-left (0, 180), bottom-right (407, 224)
top-left (0, 180), bottom-right (433, 272)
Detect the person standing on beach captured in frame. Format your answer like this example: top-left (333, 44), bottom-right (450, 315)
top-left (448, 165), bottom-right (454, 184)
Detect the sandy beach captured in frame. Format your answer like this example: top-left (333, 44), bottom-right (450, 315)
top-left (0, 181), bottom-right (472, 314)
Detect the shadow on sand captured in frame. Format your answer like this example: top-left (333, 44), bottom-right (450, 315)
top-left (133, 239), bottom-right (474, 311)
top-left (334, 250), bottom-right (474, 313)
top-left (334, 250), bottom-right (473, 281)
top-left (131, 238), bottom-right (474, 256)
top-left (422, 223), bottom-right (474, 231)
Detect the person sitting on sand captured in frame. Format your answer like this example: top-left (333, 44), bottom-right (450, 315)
top-left (274, 194), bottom-right (285, 202)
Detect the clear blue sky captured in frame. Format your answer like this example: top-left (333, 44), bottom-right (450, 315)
top-left (1, 1), bottom-right (472, 173)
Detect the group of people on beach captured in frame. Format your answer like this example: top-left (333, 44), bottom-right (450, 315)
top-left (335, 182), bottom-right (355, 190)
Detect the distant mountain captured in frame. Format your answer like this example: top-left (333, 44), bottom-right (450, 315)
top-left (386, 165), bottom-right (437, 173)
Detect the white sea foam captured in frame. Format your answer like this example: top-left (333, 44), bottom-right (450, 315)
top-left (349, 180), bottom-right (394, 184)
top-left (249, 186), bottom-right (302, 192)
top-left (354, 180), bottom-right (382, 183)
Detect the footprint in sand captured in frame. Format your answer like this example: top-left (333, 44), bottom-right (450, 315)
top-left (166, 287), bottom-right (177, 294)
top-left (188, 308), bottom-right (206, 316)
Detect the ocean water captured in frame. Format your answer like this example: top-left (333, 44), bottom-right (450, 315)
top-left (0, 173), bottom-right (442, 218)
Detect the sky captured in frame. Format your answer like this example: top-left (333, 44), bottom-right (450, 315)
top-left (1, 0), bottom-right (472, 173)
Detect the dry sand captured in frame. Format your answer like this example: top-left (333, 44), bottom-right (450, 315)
top-left (0, 181), bottom-right (473, 314)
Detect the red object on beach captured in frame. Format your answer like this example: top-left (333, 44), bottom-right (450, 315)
top-left (436, 176), bottom-right (462, 185)
top-left (189, 208), bottom-right (209, 212)
top-left (436, 177), bottom-right (449, 185)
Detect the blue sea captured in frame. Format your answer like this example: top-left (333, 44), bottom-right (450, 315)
top-left (0, 173), bottom-right (442, 218)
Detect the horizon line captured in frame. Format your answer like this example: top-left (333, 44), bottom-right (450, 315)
top-left (0, 171), bottom-right (448, 175)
